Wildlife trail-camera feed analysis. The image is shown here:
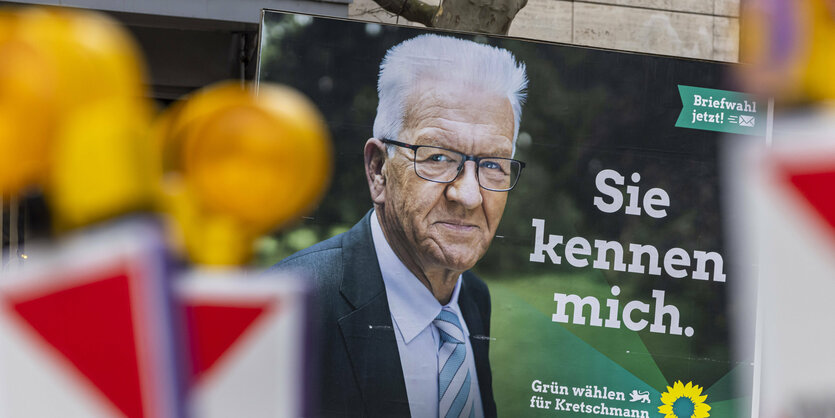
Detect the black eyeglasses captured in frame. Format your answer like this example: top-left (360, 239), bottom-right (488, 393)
top-left (382, 139), bottom-right (525, 192)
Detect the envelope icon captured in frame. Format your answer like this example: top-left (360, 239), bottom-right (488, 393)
top-left (739, 115), bottom-right (755, 127)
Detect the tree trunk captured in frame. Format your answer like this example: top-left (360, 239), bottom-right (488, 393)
top-left (370, 0), bottom-right (438, 27)
top-left (370, 0), bottom-right (528, 35)
top-left (432, 0), bottom-right (527, 35)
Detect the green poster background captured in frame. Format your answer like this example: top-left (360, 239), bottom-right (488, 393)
top-left (257, 12), bottom-right (758, 417)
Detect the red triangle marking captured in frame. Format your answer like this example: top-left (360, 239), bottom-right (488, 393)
top-left (778, 161), bottom-right (835, 233)
top-left (184, 301), bottom-right (276, 384)
top-left (4, 271), bottom-right (145, 418)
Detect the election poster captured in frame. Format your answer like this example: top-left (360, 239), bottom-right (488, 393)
top-left (257, 11), bottom-right (762, 417)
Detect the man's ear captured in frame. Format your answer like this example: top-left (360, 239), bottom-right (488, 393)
top-left (364, 138), bottom-right (387, 205)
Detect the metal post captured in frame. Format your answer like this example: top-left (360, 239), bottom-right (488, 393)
top-left (240, 33), bottom-right (247, 87)
top-left (0, 193), bottom-right (4, 273)
top-left (9, 194), bottom-right (18, 272)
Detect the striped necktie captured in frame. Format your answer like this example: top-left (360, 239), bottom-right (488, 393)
top-left (434, 308), bottom-right (474, 418)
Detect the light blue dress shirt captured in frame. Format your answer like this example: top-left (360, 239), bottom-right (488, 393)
top-left (371, 210), bottom-right (484, 418)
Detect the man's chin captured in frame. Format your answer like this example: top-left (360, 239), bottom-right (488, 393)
top-left (433, 247), bottom-right (484, 272)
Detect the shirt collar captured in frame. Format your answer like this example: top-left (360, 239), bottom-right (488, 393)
top-left (371, 209), bottom-right (463, 343)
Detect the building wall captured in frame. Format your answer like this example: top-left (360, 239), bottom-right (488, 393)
top-left (2, 0), bottom-right (740, 63)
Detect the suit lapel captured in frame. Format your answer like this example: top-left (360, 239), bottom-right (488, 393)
top-left (337, 212), bottom-right (411, 417)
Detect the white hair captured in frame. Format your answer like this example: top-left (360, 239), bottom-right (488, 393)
top-left (373, 34), bottom-right (528, 155)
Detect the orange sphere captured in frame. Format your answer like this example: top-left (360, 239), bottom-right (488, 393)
top-left (0, 7), bottom-right (149, 198)
top-left (0, 11), bottom-right (59, 193)
top-left (13, 7), bottom-right (147, 109)
top-left (178, 82), bottom-right (332, 232)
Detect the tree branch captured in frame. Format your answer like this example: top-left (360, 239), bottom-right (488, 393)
top-left (432, 0), bottom-right (527, 34)
top-left (371, 0), bottom-right (438, 27)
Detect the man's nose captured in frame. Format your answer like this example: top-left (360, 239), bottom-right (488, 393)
top-left (445, 161), bottom-right (483, 209)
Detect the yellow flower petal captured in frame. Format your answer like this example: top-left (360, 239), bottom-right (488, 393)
top-left (659, 380), bottom-right (711, 418)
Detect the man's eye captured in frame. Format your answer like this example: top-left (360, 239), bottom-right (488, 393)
top-left (429, 154), bottom-right (454, 163)
top-left (480, 160), bottom-right (503, 171)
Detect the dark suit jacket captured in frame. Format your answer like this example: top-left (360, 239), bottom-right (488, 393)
top-left (268, 211), bottom-right (496, 418)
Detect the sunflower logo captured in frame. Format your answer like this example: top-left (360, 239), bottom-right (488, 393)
top-left (658, 380), bottom-right (711, 418)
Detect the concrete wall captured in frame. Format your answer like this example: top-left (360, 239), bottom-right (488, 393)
top-left (3, 0), bottom-right (739, 62)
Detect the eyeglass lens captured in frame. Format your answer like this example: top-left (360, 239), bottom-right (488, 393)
top-left (413, 146), bottom-right (520, 190)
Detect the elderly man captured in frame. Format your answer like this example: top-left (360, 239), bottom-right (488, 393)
top-left (270, 34), bottom-right (527, 418)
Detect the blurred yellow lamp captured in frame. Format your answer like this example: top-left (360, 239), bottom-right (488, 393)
top-left (0, 10), bottom-right (59, 194)
top-left (740, 0), bottom-right (835, 102)
top-left (0, 6), bottom-right (153, 231)
top-left (159, 82), bottom-right (332, 265)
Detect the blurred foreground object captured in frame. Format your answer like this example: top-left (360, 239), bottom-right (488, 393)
top-left (728, 113), bottom-right (835, 417)
top-left (178, 273), bottom-right (312, 418)
top-left (0, 6), bottom-right (318, 418)
top-left (0, 221), bottom-right (181, 417)
top-left (0, 8), bottom-right (182, 418)
top-left (155, 81), bottom-right (332, 265)
top-left (0, 7), bottom-right (154, 225)
top-left (735, 3), bottom-right (835, 414)
top-left (155, 82), bottom-right (325, 416)
top-left (740, 0), bottom-right (835, 102)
